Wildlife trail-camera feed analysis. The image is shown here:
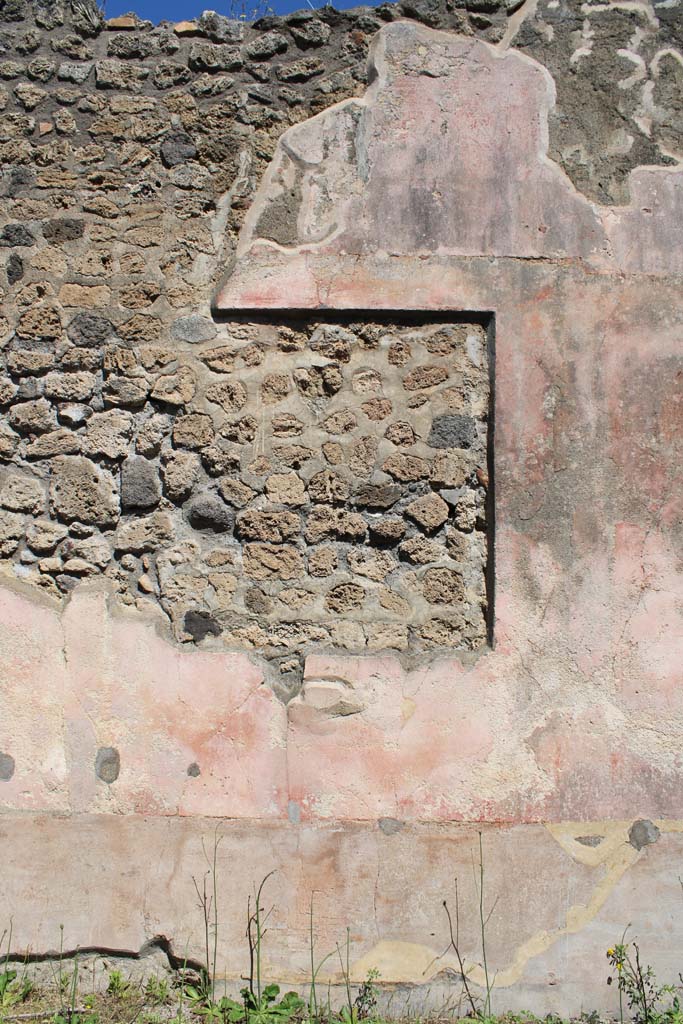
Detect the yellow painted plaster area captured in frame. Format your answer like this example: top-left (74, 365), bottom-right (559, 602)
top-left (345, 820), bottom-right (683, 989)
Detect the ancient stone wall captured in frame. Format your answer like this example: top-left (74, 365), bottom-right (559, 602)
top-left (1, 0), bottom-right (683, 1014)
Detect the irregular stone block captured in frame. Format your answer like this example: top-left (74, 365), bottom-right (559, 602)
top-left (243, 542), bottom-right (304, 580)
top-left (160, 132), bottom-right (198, 168)
top-left (405, 493), bottom-right (450, 533)
top-left (0, 472), bottom-right (45, 513)
top-left (120, 456), bottom-right (161, 511)
top-left (95, 58), bottom-right (149, 90)
top-left (185, 492), bottom-right (234, 533)
top-left (114, 511), bottom-right (174, 553)
top-left (50, 456), bottom-right (119, 527)
top-left (428, 414), bottom-right (477, 449)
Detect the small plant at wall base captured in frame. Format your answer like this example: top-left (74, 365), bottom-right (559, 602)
top-left (190, 830), bottom-right (224, 1008)
top-left (240, 873), bottom-right (305, 1024)
top-left (105, 969), bottom-right (130, 999)
top-left (52, 952), bottom-right (97, 1024)
top-left (336, 928), bottom-right (381, 1024)
top-left (427, 831), bottom-right (498, 1022)
top-left (607, 935), bottom-right (683, 1024)
top-left (0, 923), bottom-right (32, 1013)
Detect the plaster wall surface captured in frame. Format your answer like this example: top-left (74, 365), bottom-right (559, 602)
top-left (0, 0), bottom-right (682, 1013)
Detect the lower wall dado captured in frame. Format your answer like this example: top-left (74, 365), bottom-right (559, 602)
top-left (4, 810), bottom-right (683, 1015)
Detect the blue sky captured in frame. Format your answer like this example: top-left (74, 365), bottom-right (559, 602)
top-left (105, 0), bottom-right (390, 26)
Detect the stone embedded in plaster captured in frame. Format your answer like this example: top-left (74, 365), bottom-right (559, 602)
top-left (184, 609), bottom-right (222, 642)
top-left (0, 750), bottom-right (15, 781)
top-left (95, 746), bottom-right (120, 784)
top-left (628, 819), bottom-right (660, 851)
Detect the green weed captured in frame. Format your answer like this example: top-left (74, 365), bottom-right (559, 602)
top-left (105, 969), bottom-right (130, 998)
top-left (0, 922), bottom-right (33, 1012)
top-left (242, 984), bottom-right (305, 1024)
top-left (607, 934), bottom-right (683, 1024)
top-left (145, 974), bottom-right (171, 1005)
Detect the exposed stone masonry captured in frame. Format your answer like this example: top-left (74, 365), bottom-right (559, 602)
top-left (0, 314), bottom-right (490, 672)
top-left (0, 0), bottom-right (681, 685)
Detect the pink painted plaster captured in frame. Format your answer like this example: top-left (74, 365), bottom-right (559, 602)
top-left (0, 582), bottom-right (286, 817)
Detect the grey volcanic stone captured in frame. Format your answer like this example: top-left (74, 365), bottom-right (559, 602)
top-left (185, 492), bottom-right (234, 532)
top-left (107, 34), bottom-right (153, 59)
top-left (121, 456), bottom-right (161, 510)
top-left (5, 168), bottom-right (33, 196)
top-left (352, 482), bottom-right (402, 509)
top-left (57, 61), bottom-right (92, 83)
top-left (67, 313), bottom-right (114, 346)
top-left (0, 223), bottom-right (34, 247)
top-left (378, 817), bottom-right (405, 835)
top-left (95, 746), bottom-right (120, 784)
top-left (184, 609), bottom-right (222, 641)
top-left (171, 314), bottom-right (217, 344)
top-left (197, 11), bottom-right (243, 43)
top-left (428, 414), bottom-right (477, 449)
top-left (153, 59), bottom-right (192, 89)
top-left (629, 819), bottom-right (661, 850)
top-left (6, 253), bottom-right (23, 284)
top-left (160, 131), bottom-right (197, 168)
top-left (290, 19), bottom-right (331, 48)
top-left (42, 218), bottom-right (84, 242)
top-left (188, 41), bottom-right (242, 73)
top-left (244, 31), bottom-right (287, 60)
top-left (0, 751), bottom-right (15, 781)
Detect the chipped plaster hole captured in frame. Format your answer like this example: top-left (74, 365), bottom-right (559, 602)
top-left (287, 800), bottom-right (301, 824)
top-left (378, 817), bottom-right (405, 835)
top-left (575, 834), bottom-right (604, 847)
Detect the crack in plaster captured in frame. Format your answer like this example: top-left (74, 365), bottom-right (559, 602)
top-left (3, 936), bottom-right (205, 974)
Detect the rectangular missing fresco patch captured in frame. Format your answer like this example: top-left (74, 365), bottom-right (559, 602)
top-left (184, 315), bottom-right (492, 659)
top-left (0, 313), bottom-right (491, 669)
